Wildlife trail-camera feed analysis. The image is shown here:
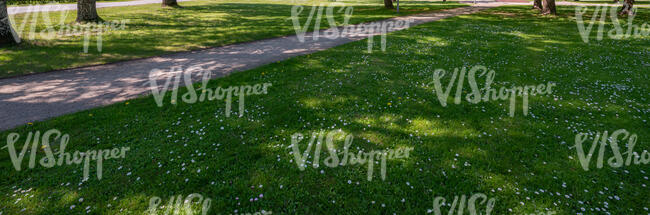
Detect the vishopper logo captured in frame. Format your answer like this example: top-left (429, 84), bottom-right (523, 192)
top-left (147, 193), bottom-right (212, 215)
top-left (429, 193), bottom-right (496, 215)
top-left (430, 65), bottom-right (556, 117)
top-left (290, 130), bottom-right (413, 181)
top-left (291, 3), bottom-right (353, 42)
top-left (7, 2), bottom-right (129, 52)
top-left (146, 65), bottom-right (272, 117)
top-left (147, 193), bottom-right (271, 215)
top-left (290, 3), bottom-right (414, 53)
top-left (1, 129), bottom-right (129, 181)
top-left (573, 128), bottom-right (648, 171)
top-left (575, 5), bottom-right (649, 43)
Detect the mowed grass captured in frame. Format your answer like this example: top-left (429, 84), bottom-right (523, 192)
top-left (556, 0), bottom-right (650, 4)
top-left (1, 5), bottom-right (649, 215)
top-left (0, 0), bottom-right (466, 78)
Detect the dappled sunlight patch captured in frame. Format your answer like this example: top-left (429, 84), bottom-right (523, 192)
top-left (525, 46), bottom-right (544, 52)
top-left (539, 39), bottom-right (573, 45)
top-left (500, 31), bottom-right (539, 40)
top-left (491, 12), bottom-right (518, 17)
top-left (356, 131), bottom-right (388, 146)
top-left (416, 35), bottom-right (449, 46)
top-left (13, 188), bottom-right (83, 213)
top-left (300, 96), bottom-right (353, 109)
top-left (403, 117), bottom-right (450, 137)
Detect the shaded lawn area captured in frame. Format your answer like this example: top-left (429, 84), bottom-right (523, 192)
top-left (1, 5), bottom-right (649, 215)
top-left (7, 0), bottom-right (137, 6)
top-left (0, 0), bottom-right (466, 78)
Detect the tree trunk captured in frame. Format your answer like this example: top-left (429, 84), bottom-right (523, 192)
top-left (76, 0), bottom-right (102, 23)
top-left (542, 0), bottom-right (556, 15)
top-left (619, 0), bottom-right (634, 15)
top-left (162, 0), bottom-right (180, 7)
top-left (384, 0), bottom-right (394, 9)
top-left (0, 0), bottom-right (19, 46)
top-left (533, 0), bottom-right (543, 10)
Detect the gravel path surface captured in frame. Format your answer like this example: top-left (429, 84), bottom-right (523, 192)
top-left (1, 4), bottom-right (510, 131)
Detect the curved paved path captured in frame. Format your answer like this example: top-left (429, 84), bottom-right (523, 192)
top-left (0, 4), bottom-right (504, 131)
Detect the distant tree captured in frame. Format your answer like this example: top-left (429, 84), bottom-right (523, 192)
top-left (384, 0), bottom-right (394, 9)
top-left (542, 0), bottom-right (556, 15)
top-left (162, 0), bottom-right (180, 7)
top-left (76, 0), bottom-right (102, 23)
top-left (619, 0), bottom-right (634, 15)
top-left (0, 0), bottom-right (19, 46)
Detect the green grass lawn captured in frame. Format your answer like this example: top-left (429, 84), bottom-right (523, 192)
top-left (0, 0), bottom-right (465, 78)
top-left (1, 5), bottom-right (649, 215)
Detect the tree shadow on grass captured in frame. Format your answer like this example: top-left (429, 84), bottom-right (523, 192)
top-left (0, 5), bottom-right (648, 215)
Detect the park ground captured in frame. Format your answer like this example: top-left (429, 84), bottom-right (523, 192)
top-left (1, 0), bottom-right (649, 215)
top-left (1, 0), bottom-right (466, 78)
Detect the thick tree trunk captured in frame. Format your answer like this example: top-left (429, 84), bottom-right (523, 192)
top-left (619, 0), bottom-right (634, 15)
top-left (76, 0), bottom-right (102, 23)
top-left (0, 0), bottom-right (19, 46)
top-left (533, 0), bottom-right (543, 10)
top-left (384, 0), bottom-right (394, 9)
top-left (162, 0), bottom-right (180, 7)
top-left (542, 0), bottom-right (556, 15)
